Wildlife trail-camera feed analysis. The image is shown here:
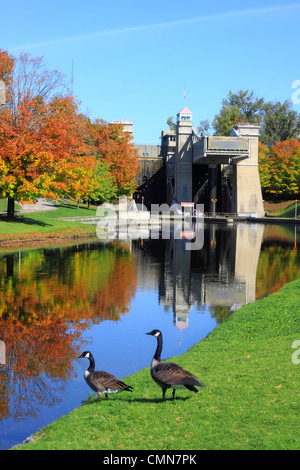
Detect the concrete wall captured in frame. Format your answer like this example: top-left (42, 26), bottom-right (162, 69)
top-left (135, 144), bottom-right (163, 187)
top-left (230, 124), bottom-right (265, 217)
top-left (175, 121), bottom-right (193, 203)
top-left (134, 144), bottom-right (165, 209)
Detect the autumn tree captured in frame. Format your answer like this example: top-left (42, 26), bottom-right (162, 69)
top-left (0, 50), bottom-right (94, 219)
top-left (86, 119), bottom-right (140, 197)
top-left (7, 52), bottom-right (66, 114)
top-left (0, 49), bottom-right (14, 90)
top-left (258, 138), bottom-right (300, 198)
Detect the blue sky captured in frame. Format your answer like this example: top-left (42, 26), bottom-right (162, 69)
top-left (1, 0), bottom-right (300, 144)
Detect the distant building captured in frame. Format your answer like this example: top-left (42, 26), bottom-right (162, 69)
top-left (0, 79), bottom-right (6, 105)
top-left (110, 120), bottom-right (133, 138)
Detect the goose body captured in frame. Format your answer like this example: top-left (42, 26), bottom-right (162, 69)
top-left (146, 329), bottom-right (205, 400)
top-left (78, 351), bottom-right (133, 400)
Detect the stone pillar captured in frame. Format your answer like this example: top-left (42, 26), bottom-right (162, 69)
top-left (175, 108), bottom-right (193, 204)
top-left (230, 124), bottom-right (264, 217)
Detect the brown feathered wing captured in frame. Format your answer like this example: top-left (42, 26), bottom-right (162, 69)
top-left (151, 362), bottom-right (205, 389)
top-left (87, 371), bottom-right (133, 393)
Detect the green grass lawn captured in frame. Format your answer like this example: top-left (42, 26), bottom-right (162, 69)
top-left (0, 199), bottom-right (22, 213)
top-left (264, 200), bottom-right (299, 218)
top-left (276, 202), bottom-right (299, 219)
top-left (0, 200), bottom-right (99, 238)
top-left (17, 278), bottom-right (300, 450)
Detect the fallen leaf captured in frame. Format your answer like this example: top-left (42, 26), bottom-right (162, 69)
top-left (275, 384), bottom-right (282, 389)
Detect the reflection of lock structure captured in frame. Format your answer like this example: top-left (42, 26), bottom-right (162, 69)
top-left (0, 340), bottom-right (6, 365)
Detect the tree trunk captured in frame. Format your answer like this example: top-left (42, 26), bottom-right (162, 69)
top-left (7, 197), bottom-right (15, 220)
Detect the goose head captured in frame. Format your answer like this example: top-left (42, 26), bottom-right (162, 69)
top-left (78, 351), bottom-right (92, 359)
top-left (146, 329), bottom-right (162, 337)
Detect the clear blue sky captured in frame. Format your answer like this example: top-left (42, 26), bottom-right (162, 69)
top-left (1, 0), bottom-right (300, 144)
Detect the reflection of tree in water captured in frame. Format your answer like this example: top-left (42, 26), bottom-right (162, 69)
top-left (256, 243), bottom-right (300, 299)
top-left (0, 317), bottom-right (82, 422)
top-left (0, 242), bottom-right (137, 422)
top-left (208, 305), bottom-right (232, 324)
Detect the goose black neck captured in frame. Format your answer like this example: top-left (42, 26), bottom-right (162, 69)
top-left (154, 334), bottom-right (163, 362)
top-left (87, 355), bottom-right (95, 372)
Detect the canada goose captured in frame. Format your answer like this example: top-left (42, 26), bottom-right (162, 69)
top-left (146, 329), bottom-right (205, 400)
top-left (78, 351), bottom-right (133, 400)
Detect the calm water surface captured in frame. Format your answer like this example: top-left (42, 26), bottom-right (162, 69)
top-left (0, 222), bottom-right (299, 449)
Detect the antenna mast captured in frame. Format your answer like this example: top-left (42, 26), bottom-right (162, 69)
top-left (71, 58), bottom-right (74, 95)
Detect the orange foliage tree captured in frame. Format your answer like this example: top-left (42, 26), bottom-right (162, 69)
top-left (0, 50), bottom-right (95, 219)
top-left (0, 49), bottom-right (14, 90)
top-left (0, 94), bottom-right (94, 219)
top-left (258, 138), bottom-right (300, 198)
top-left (87, 119), bottom-right (140, 197)
top-left (0, 50), bottom-right (140, 218)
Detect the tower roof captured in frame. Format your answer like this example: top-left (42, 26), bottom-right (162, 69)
top-left (177, 106), bottom-right (192, 115)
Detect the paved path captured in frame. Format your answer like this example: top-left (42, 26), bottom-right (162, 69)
top-left (18, 198), bottom-right (57, 213)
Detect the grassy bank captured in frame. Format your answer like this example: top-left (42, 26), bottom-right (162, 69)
top-left (17, 278), bottom-right (300, 450)
top-left (0, 201), bottom-right (99, 244)
top-left (264, 199), bottom-right (299, 218)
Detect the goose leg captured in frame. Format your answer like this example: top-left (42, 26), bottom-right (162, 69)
top-left (172, 389), bottom-right (176, 400)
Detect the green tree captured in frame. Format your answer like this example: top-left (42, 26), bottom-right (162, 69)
top-left (224, 90), bottom-right (264, 123)
top-left (260, 100), bottom-right (300, 147)
top-left (166, 116), bottom-right (176, 131)
top-left (212, 105), bottom-right (240, 136)
top-left (88, 161), bottom-right (117, 205)
top-left (197, 119), bottom-right (211, 135)
top-left (212, 90), bottom-right (264, 136)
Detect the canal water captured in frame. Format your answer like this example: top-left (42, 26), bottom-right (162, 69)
top-left (0, 222), bottom-right (299, 449)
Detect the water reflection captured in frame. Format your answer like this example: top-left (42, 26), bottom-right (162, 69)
top-left (0, 222), bottom-right (299, 448)
top-left (135, 223), bottom-right (265, 330)
top-left (0, 243), bottom-right (136, 425)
